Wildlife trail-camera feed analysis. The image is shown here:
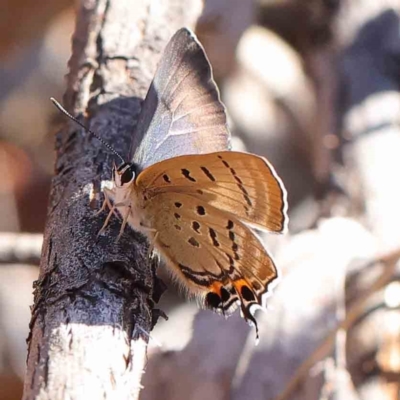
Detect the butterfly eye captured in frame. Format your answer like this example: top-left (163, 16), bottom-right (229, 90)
top-left (120, 167), bottom-right (134, 185)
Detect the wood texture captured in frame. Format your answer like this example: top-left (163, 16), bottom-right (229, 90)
top-left (23, 1), bottom-right (202, 399)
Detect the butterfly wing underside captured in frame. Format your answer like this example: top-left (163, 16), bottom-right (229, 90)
top-left (136, 151), bottom-right (288, 233)
top-left (144, 192), bottom-right (279, 336)
top-left (119, 28), bottom-right (288, 338)
top-left (135, 151), bottom-right (288, 337)
top-left (130, 28), bottom-right (230, 169)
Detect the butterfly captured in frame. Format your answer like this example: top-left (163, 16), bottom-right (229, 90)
top-left (52, 27), bottom-right (288, 340)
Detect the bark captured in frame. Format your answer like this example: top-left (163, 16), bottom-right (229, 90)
top-left (23, 1), bottom-right (202, 399)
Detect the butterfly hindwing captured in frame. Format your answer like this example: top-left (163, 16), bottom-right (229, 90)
top-left (135, 151), bottom-right (288, 233)
top-left (131, 28), bottom-right (230, 169)
top-left (142, 192), bottom-right (279, 333)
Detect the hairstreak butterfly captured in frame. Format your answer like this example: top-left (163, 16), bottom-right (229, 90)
top-left (52, 27), bottom-right (288, 340)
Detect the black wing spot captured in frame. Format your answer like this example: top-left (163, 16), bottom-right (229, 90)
top-left (181, 168), bottom-right (196, 182)
top-left (188, 237), bottom-right (200, 247)
top-left (226, 253), bottom-right (235, 268)
top-left (233, 174), bottom-right (243, 184)
top-left (218, 155), bottom-right (253, 209)
top-left (243, 194), bottom-right (252, 207)
top-left (230, 170), bottom-right (252, 207)
top-left (174, 202), bottom-right (182, 208)
top-left (232, 242), bottom-right (239, 253)
top-left (197, 206), bottom-right (206, 216)
top-left (197, 189), bottom-right (204, 195)
top-left (209, 228), bottom-right (220, 247)
top-left (179, 263), bottom-right (210, 287)
top-left (226, 220), bottom-right (234, 230)
top-left (192, 221), bottom-right (201, 233)
top-left (241, 286), bottom-right (256, 302)
top-left (163, 174), bottom-right (171, 183)
top-left (205, 292), bottom-right (221, 309)
top-left (200, 166), bottom-right (216, 182)
top-left (239, 185), bottom-right (252, 207)
top-left (174, 213), bottom-right (181, 220)
top-left (174, 224), bottom-right (182, 231)
top-left (218, 155), bottom-right (231, 168)
top-left (229, 231), bottom-right (240, 260)
top-left (220, 287), bottom-right (230, 302)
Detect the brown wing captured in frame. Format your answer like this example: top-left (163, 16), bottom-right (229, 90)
top-left (135, 151), bottom-right (288, 233)
top-left (143, 192), bottom-right (279, 337)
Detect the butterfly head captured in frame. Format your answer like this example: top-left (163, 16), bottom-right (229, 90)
top-left (113, 162), bottom-right (137, 188)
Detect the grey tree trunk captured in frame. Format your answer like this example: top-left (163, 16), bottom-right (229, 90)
top-left (23, 1), bottom-right (202, 399)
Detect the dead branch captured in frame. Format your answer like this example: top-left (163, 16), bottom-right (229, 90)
top-left (23, 1), bottom-right (202, 399)
top-left (0, 233), bottom-right (42, 265)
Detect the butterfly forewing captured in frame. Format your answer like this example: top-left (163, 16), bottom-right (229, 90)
top-left (143, 192), bottom-right (279, 325)
top-left (130, 28), bottom-right (230, 169)
top-left (135, 151), bottom-right (288, 233)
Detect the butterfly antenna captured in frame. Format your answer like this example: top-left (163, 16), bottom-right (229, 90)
top-left (50, 97), bottom-right (125, 164)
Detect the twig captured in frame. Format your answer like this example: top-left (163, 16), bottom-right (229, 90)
top-left (0, 233), bottom-right (42, 265)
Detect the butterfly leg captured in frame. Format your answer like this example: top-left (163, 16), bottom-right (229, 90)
top-left (96, 197), bottom-right (108, 216)
top-left (98, 198), bottom-right (129, 236)
top-left (117, 204), bottom-right (131, 242)
top-left (96, 188), bottom-right (120, 220)
top-left (98, 205), bottom-right (117, 236)
top-left (116, 208), bottom-right (158, 244)
top-left (136, 222), bottom-right (158, 257)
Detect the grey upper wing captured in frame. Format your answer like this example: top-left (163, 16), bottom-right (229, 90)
top-left (130, 27), bottom-right (231, 169)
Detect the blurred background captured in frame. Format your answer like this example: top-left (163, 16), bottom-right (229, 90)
top-left (1, 0), bottom-right (400, 399)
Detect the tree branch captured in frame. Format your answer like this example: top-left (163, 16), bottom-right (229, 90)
top-left (0, 233), bottom-right (42, 265)
top-left (23, 1), bottom-right (202, 399)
